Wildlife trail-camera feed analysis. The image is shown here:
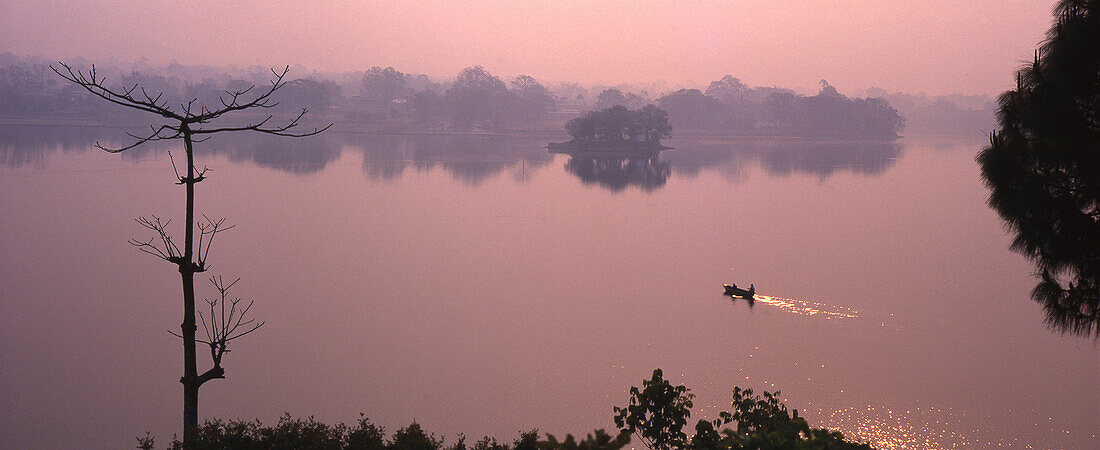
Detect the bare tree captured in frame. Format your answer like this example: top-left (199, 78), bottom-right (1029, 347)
top-left (52, 62), bottom-right (329, 447)
top-left (170, 276), bottom-right (265, 380)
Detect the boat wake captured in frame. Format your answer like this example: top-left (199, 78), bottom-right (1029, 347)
top-left (748, 295), bottom-right (860, 319)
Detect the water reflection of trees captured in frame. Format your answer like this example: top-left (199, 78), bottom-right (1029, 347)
top-left (561, 151), bottom-right (671, 192)
top-left (664, 139), bottom-right (902, 181)
top-left (1, 125), bottom-right (555, 182)
top-left (198, 132), bottom-right (342, 175)
top-left (0, 124), bottom-right (341, 174)
top-left (0, 124), bottom-right (160, 167)
top-left (759, 141), bottom-right (901, 176)
top-left (554, 139), bottom-right (900, 192)
top-left (347, 134), bottom-right (554, 185)
top-left (3, 125), bottom-right (902, 188)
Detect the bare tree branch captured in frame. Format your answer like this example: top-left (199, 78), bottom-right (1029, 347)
top-left (95, 124), bottom-right (183, 153)
top-left (168, 274), bottom-right (264, 383)
top-left (190, 108), bottom-right (333, 137)
top-left (195, 215), bottom-right (234, 270)
top-left (195, 276), bottom-right (264, 384)
top-left (183, 66), bottom-right (289, 125)
top-left (50, 62), bottom-right (332, 152)
top-left (128, 214), bottom-right (235, 272)
top-left (51, 63), bottom-right (183, 121)
top-left (128, 216), bottom-right (183, 264)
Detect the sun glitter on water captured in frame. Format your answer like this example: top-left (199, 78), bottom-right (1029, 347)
top-left (747, 294), bottom-right (861, 319)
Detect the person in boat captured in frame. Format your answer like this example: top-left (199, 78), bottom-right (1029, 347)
top-left (749, 284), bottom-right (754, 292)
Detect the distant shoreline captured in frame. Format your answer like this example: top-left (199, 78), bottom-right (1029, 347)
top-left (0, 117), bottom-right (933, 143)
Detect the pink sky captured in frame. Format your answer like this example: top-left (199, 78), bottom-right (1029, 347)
top-left (1, 0), bottom-right (1057, 95)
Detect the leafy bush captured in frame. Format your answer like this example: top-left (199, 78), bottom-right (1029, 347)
top-left (153, 415), bottom-right (624, 450)
top-left (615, 369), bottom-right (873, 450)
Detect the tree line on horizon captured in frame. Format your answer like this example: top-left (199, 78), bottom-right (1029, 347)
top-left (2, 54), bottom-right (918, 139)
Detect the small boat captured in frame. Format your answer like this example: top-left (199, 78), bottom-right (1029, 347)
top-left (723, 283), bottom-right (756, 299)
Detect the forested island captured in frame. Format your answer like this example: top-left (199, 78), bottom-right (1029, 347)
top-left (0, 53), bottom-right (930, 139)
top-left (549, 105), bottom-right (672, 151)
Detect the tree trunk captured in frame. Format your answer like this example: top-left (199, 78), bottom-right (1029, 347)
top-left (181, 270), bottom-right (199, 443)
top-left (180, 128), bottom-right (200, 446)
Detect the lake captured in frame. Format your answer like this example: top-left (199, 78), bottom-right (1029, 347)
top-left (0, 125), bottom-right (1096, 449)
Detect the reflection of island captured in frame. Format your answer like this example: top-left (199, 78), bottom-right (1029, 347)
top-left (560, 150), bottom-right (671, 192)
top-left (3, 124), bottom-right (902, 186)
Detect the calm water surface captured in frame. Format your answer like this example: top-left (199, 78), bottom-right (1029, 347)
top-left (1, 126), bottom-right (1096, 449)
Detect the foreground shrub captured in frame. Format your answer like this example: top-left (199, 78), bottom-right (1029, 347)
top-left (151, 414), bottom-right (624, 450)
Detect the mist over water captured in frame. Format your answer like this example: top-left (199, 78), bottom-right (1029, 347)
top-left (1, 126), bottom-right (1095, 449)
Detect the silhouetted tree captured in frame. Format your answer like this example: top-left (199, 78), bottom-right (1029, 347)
top-left (614, 369), bottom-right (873, 450)
top-left (362, 66), bottom-right (409, 104)
top-left (817, 79), bottom-right (842, 99)
top-left (978, 0), bottom-right (1100, 337)
top-left (445, 66), bottom-right (510, 129)
top-left (760, 84), bottom-right (901, 138)
top-left (656, 89), bottom-right (726, 130)
top-left (542, 430), bottom-right (630, 450)
top-left (637, 105), bottom-right (673, 143)
top-left (613, 369), bottom-right (694, 450)
top-left (839, 97), bottom-right (901, 138)
top-left (594, 88), bottom-right (628, 110)
top-left (554, 82), bottom-right (588, 108)
top-left (390, 422), bottom-right (443, 450)
top-left (565, 105), bottom-right (671, 145)
top-left (705, 75), bottom-right (748, 107)
top-left (276, 78), bottom-right (341, 115)
top-left (718, 387), bottom-right (871, 449)
top-left (53, 62), bottom-right (329, 447)
top-left (703, 76), bottom-right (756, 132)
top-left (347, 414), bottom-right (388, 450)
top-left (508, 75), bottom-right (555, 121)
top-left (413, 90), bottom-right (447, 126)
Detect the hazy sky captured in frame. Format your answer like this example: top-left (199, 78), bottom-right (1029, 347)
top-left (1, 0), bottom-right (1058, 95)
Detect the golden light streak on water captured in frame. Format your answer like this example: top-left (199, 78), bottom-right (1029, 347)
top-left (748, 294), bottom-right (861, 319)
top-left (801, 404), bottom-right (1078, 449)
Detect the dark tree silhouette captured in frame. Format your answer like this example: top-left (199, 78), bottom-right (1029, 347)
top-left (977, 0), bottom-right (1100, 337)
top-left (594, 88), bottom-right (628, 110)
top-left (705, 75), bottom-right (748, 106)
top-left (508, 75), bottom-right (556, 121)
top-left (445, 66), bottom-right (510, 129)
top-left (656, 89), bottom-right (726, 130)
top-left (362, 66), bottom-right (409, 105)
top-left (52, 62), bottom-right (330, 446)
top-left (613, 369), bottom-right (693, 450)
top-left (614, 369), bottom-right (872, 450)
top-left (564, 105), bottom-right (671, 145)
top-left (636, 105), bottom-right (673, 144)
